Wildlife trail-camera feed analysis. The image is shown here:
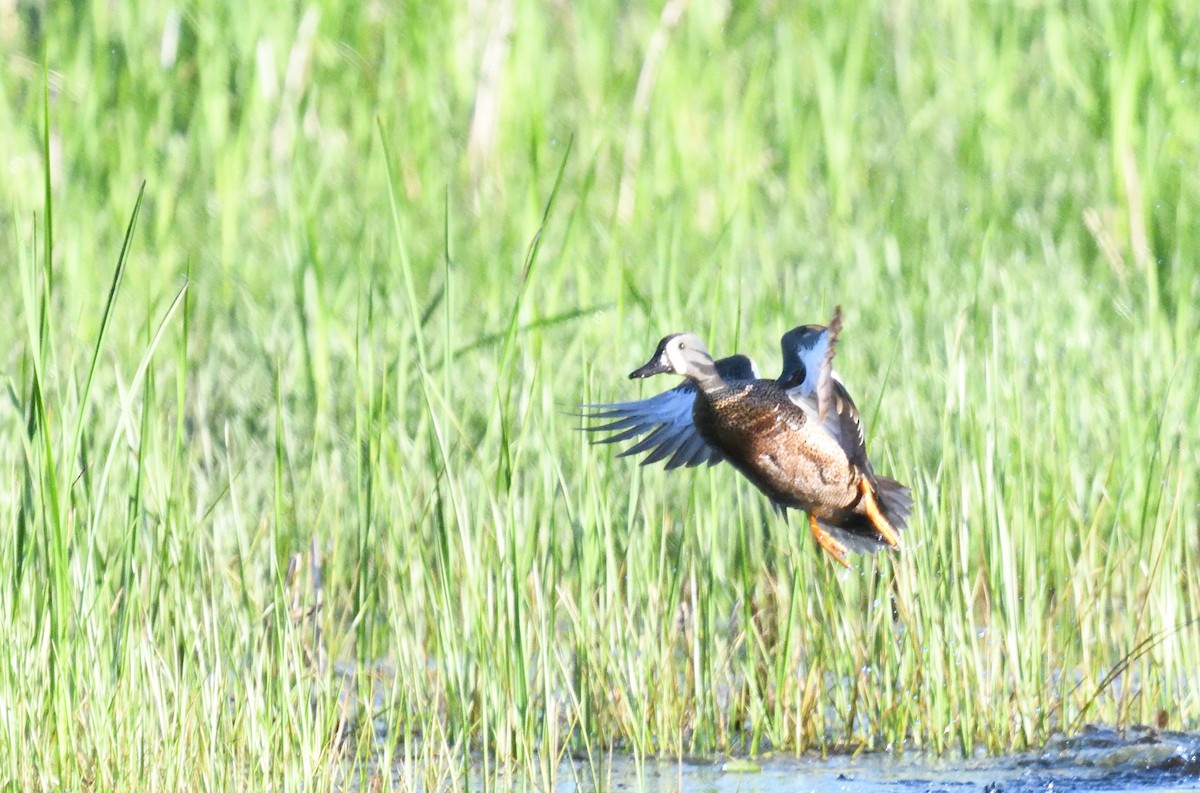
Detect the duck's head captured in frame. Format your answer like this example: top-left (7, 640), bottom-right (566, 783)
top-left (629, 332), bottom-right (714, 380)
top-left (778, 306), bottom-right (843, 392)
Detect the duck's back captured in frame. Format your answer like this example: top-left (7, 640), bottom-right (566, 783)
top-left (692, 379), bottom-right (857, 516)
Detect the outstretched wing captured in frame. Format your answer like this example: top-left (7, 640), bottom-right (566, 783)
top-left (786, 307), bottom-right (872, 473)
top-left (580, 354), bottom-right (757, 470)
top-left (825, 377), bottom-right (871, 474)
top-left (581, 384), bottom-right (722, 469)
top-left (787, 377), bottom-right (870, 473)
top-left (816, 306), bottom-right (842, 423)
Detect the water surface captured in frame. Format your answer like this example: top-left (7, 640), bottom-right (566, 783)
top-left (551, 727), bottom-right (1200, 793)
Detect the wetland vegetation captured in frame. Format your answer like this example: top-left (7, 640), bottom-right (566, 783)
top-left (1, 1), bottom-right (1198, 789)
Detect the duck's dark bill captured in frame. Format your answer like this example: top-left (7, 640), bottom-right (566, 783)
top-left (629, 357), bottom-right (670, 379)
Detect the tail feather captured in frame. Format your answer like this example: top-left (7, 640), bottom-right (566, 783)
top-left (820, 521), bottom-right (891, 555)
top-left (872, 475), bottom-right (912, 531)
top-left (820, 476), bottom-right (913, 555)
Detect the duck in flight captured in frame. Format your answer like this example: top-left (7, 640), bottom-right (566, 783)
top-left (583, 308), bottom-right (910, 565)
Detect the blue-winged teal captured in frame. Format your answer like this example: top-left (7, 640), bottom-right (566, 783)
top-left (589, 308), bottom-right (910, 566)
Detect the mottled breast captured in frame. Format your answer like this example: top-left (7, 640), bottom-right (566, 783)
top-left (692, 380), bottom-right (859, 513)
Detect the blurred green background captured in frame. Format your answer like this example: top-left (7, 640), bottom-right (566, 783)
top-left (1, 1), bottom-right (1198, 789)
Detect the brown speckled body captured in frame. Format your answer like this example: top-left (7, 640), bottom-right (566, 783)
top-left (692, 379), bottom-right (865, 524)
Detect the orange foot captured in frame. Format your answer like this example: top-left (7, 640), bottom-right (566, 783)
top-left (809, 514), bottom-right (850, 568)
top-left (859, 479), bottom-right (901, 549)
